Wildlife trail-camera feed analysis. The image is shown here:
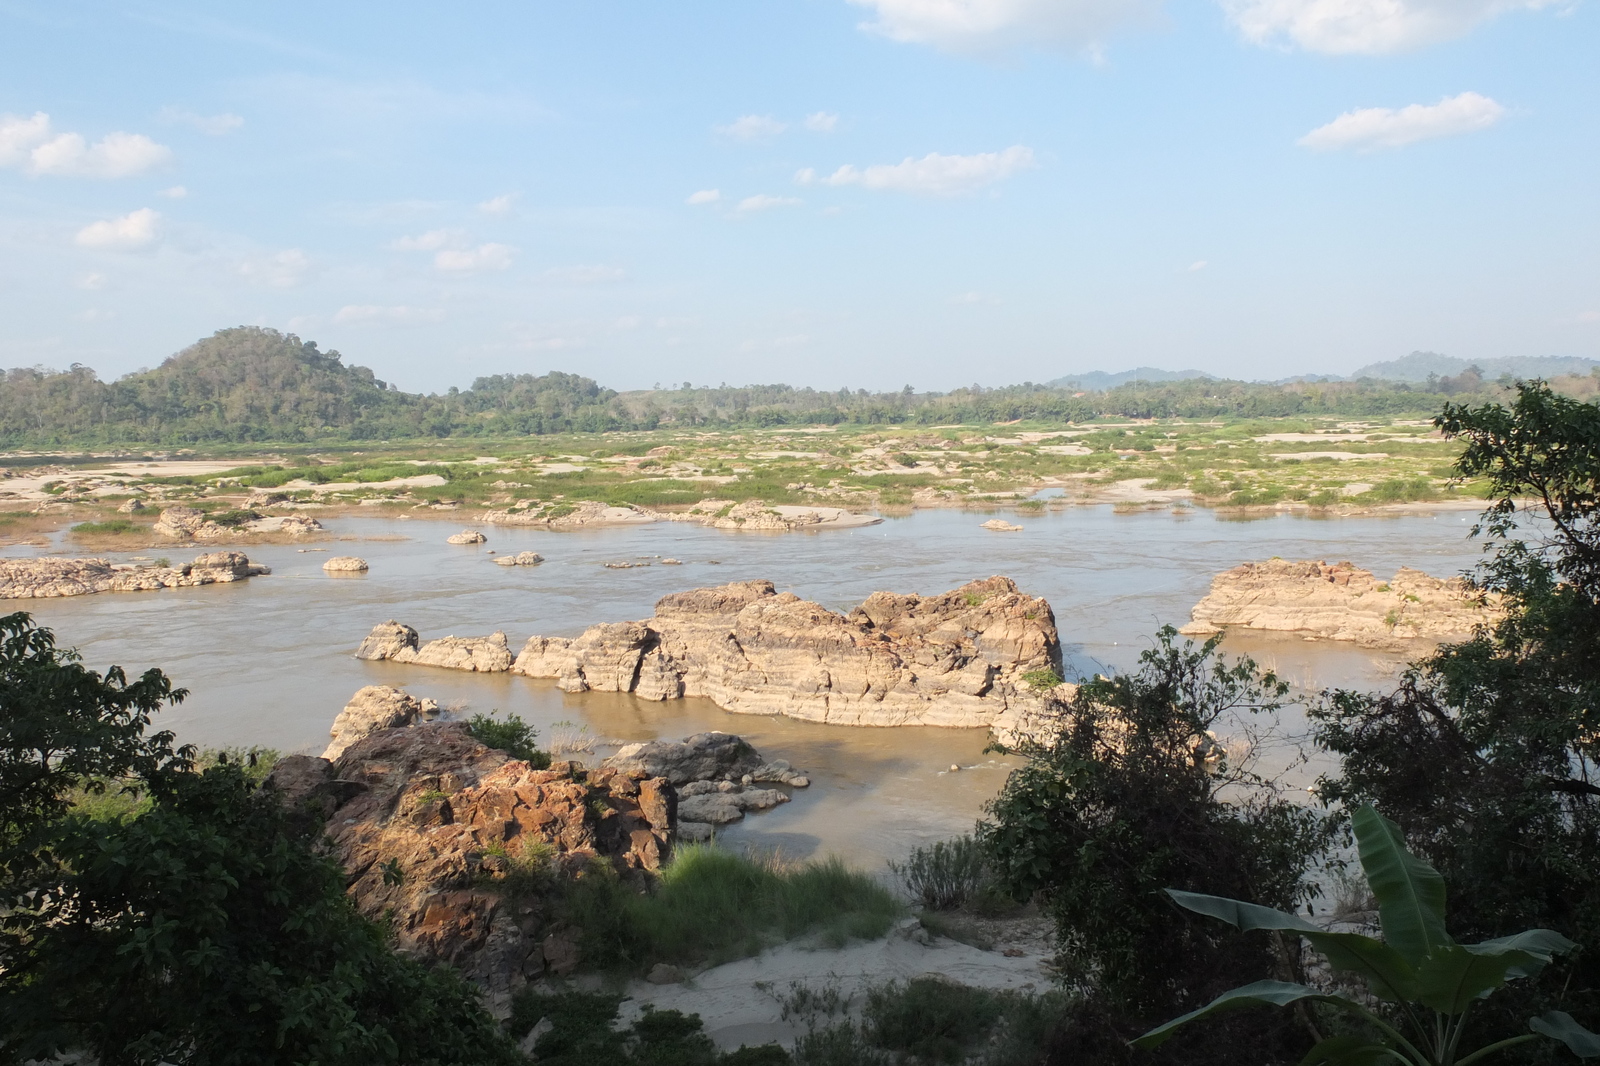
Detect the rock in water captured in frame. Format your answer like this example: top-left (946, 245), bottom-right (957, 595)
top-left (116, 498), bottom-right (145, 513)
top-left (322, 685), bottom-right (432, 759)
top-left (604, 732), bottom-right (762, 784)
top-left (981, 519), bottom-right (1023, 532)
top-left (323, 556), bottom-right (369, 572)
top-left (1179, 559), bottom-right (1498, 649)
top-left (263, 722), bottom-right (676, 994)
top-left (0, 552), bottom-right (269, 599)
top-left (355, 620), bottom-right (418, 660)
top-left (494, 551), bottom-right (544, 567)
top-left (153, 505), bottom-right (209, 538)
top-left (447, 529), bottom-right (488, 544)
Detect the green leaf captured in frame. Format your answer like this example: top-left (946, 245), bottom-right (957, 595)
top-left (1467, 928), bottom-right (1577, 979)
top-left (1131, 981), bottom-right (1343, 1050)
top-left (1530, 1011), bottom-right (1600, 1059)
top-left (1352, 805), bottom-right (1450, 966)
top-left (1414, 945), bottom-right (1543, 1014)
top-left (1166, 889), bottom-right (1320, 932)
top-left (1299, 1034), bottom-right (1395, 1066)
top-left (1301, 930), bottom-right (1418, 1003)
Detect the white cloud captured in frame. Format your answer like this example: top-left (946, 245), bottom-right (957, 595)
top-left (1578, 311), bottom-right (1600, 324)
top-left (1188, 260), bottom-right (1209, 271)
top-left (717, 114), bottom-right (787, 140)
top-left (804, 111), bottom-right (840, 132)
top-left (389, 228), bottom-right (460, 251)
top-left (75, 208), bottom-right (160, 250)
top-left (159, 107), bottom-right (244, 135)
top-left (1299, 92), bottom-right (1506, 152)
top-left (161, 185), bottom-right (188, 199)
top-left (333, 304), bottom-right (445, 325)
top-left (1222, 0), bottom-right (1558, 53)
top-left (953, 291), bottom-right (1001, 304)
top-left (686, 188), bottom-right (722, 205)
top-left (238, 249), bottom-right (311, 288)
top-left (542, 264), bottom-right (627, 283)
top-left (478, 193), bottom-right (516, 215)
top-left (817, 146), bottom-right (1035, 196)
top-left (435, 243), bottom-right (514, 272)
top-left (736, 194), bottom-right (803, 213)
top-left (1, 113), bottom-right (171, 178)
top-left (849, 0), bottom-right (1161, 54)
top-left (76, 272), bottom-right (107, 290)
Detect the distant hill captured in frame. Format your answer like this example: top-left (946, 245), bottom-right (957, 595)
top-left (1045, 367), bottom-right (1214, 391)
top-left (1350, 352), bottom-right (1598, 382)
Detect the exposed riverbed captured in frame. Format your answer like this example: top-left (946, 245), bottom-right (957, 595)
top-left (6, 505), bottom-right (1488, 867)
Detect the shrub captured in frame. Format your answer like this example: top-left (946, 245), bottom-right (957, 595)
top-left (69, 519), bottom-right (141, 535)
top-left (889, 835), bottom-right (991, 910)
top-left (1021, 668), bottom-right (1063, 691)
top-left (466, 712), bottom-right (551, 767)
top-left (509, 988), bottom-right (789, 1066)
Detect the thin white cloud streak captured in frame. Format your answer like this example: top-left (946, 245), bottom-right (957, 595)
top-left (1299, 92), bottom-right (1506, 151)
top-left (334, 304), bottom-right (444, 325)
top-left (159, 107), bottom-right (244, 135)
top-left (1, 113), bottom-right (171, 178)
top-left (161, 185), bottom-right (188, 199)
top-left (1222, 0), bottom-right (1559, 53)
top-left (736, 194), bottom-right (802, 213)
top-left (804, 111), bottom-right (840, 132)
top-left (717, 114), bottom-right (787, 140)
top-left (238, 249), bottom-right (310, 287)
top-left (686, 189), bottom-right (721, 205)
top-left (75, 208), bottom-right (160, 250)
top-left (389, 228), bottom-right (460, 251)
top-left (849, 0), bottom-right (1161, 53)
top-left (435, 243), bottom-right (514, 272)
top-left (805, 146), bottom-right (1035, 196)
top-left (478, 193), bottom-right (516, 214)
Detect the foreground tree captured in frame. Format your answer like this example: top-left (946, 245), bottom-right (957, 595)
top-left (983, 630), bottom-right (1327, 1063)
top-left (0, 612), bottom-right (520, 1065)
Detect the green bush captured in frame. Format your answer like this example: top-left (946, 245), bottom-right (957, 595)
top-left (509, 989), bottom-right (790, 1066)
top-left (466, 712), bottom-right (551, 767)
top-left (566, 844), bottom-right (901, 971)
top-left (69, 519), bottom-right (140, 535)
top-left (889, 835), bottom-right (991, 910)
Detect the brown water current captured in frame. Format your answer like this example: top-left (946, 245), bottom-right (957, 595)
top-left (6, 505), bottom-right (1490, 867)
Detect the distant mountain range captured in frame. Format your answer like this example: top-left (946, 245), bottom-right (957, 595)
top-left (1046, 354), bottom-right (1598, 391)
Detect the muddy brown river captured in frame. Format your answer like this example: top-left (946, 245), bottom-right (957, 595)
top-left (7, 504), bottom-right (1488, 867)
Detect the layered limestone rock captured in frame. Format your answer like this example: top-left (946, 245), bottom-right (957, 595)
top-left (116, 498), bottom-right (145, 513)
top-left (263, 722), bottom-right (676, 993)
top-left (154, 505), bottom-right (322, 539)
top-left (665, 499), bottom-right (882, 531)
top-left (600, 732), bottom-right (810, 836)
top-left (323, 556), bottom-right (369, 572)
top-left (447, 529), bottom-right (488, 544)
top-left (512, 576), bottom-right (1062, 730)
top-left (494, 551), bottom-right (544, 567)
top-left (478, 501), bottom-right (657, 529)
top-left (355, 622), bottom-right (514, 672)
top-left (0, 551), bottom-right (270, 599)
top-left (1179, 559), bottom-right (1497, 649)
top-left (981, 520), bottom-right (1023, 532)
top-left (322, 684), bottom-right (438, 759)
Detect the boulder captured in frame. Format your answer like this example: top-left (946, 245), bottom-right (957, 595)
top-left (981, 520), bottom-right (1023, 532)
top-left (477, 501), bottom-right (657, 529)
top-left (323, 556), bottom-right (369, 572)
top-left (603, 732), bottom-right (762, 785)
top-left (322, 685), bottom-right (435, 760)
top-left (511, 576), bottom-right (1061, 731)
top-left (0, 553), bottom-right (269, 599)
top-left (1179, 559), bottom-right (1498, 649)
top-left (399, 632), bottom-right (514, 672)
top-left (277, 515), bottom-right (324, 535)
top-left (494, 551), bottom-right (544, 567)
top-left (153, 505), bottom-right (209, 539)
top-left (448, 530), bottom-right (488, 544)
top-left (246, 491), bottom-right (289, 508)
top-left (116, 498), bottom-right (145, 513)
top-left (264, 721), bottom-right (676, 994)
top-left (356, 620), bottom-right (419, 660)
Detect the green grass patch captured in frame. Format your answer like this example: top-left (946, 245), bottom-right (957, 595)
top-left (70, 519), bottom-right (143, 536)
top-left (566, 844), bottom-right (901, 972)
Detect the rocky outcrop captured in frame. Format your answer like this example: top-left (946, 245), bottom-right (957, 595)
top-left (0, 552), bottom-right (270, 599)
top-left (478, 501), bottom-right (657, 529)
top-left (494, 551), bottom-right (544, 567)
top-left (322, 685), bottom-right (438, 759)
top-left (323, 556), bottom-right (369, 572)
top-left (1179, 559), bottom-right (1497, 649)
top-left (154, 505), bottom-right (322, 539)
top-left (509, 576), bottom-right (1061, 730)
top-left (600, 732), bottom-right (810, 837)
top-left (447, 530), bottom-right (488, 545)
top-left (356, 622), bottom-right (514, 672)
top-left (116, 498), bottom-right (145, 513)
top-left (263, 722), bottom-right (676, 994)
top-left (981, 520), bottom-right (1023, 532)
top-left (665, 499), bottom-right (882, 531)
top-left (153, 505), bottom-right (213, 538)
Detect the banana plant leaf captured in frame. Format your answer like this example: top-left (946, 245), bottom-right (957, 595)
top-left (1467, 928), bottom-right (1577, 979)
top-left (1131, 981), bottom-right (1347, 1050)
top-left (1529, 1011), bottom-right (1600, 1058)
top-left (1414, 944), bottom-right (1545, 1015)
top-left (1298, 1034), bottom-right (1399, 1066)
top-left (1353, 805), bottom-right (1451, 967)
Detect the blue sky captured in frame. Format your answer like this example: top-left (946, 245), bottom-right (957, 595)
top-left (0, 0), bottom-right (1594, 392)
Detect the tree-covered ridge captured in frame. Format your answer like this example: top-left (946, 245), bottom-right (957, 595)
top-left (3, 325), bottom-right (1594, 446)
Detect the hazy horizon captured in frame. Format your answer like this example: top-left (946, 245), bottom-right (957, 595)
top-left (2, 1), bottom-right (1595, 393)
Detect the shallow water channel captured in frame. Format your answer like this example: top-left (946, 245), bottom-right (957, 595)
top-left (10, 504), bottom-right (1489, 867)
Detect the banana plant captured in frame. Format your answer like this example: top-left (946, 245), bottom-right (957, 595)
top-left (1132, 805), bottom-right (1600, 1065)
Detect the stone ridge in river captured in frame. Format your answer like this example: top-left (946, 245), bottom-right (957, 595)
top-left (511, 576), bottom-right (1062, 731)
top-left (0, 551), bottom-right (269, 599)
top-left (1178, 558), bottom-right (1498, 649)
top-left (355, 622), bottom-right (514, 672)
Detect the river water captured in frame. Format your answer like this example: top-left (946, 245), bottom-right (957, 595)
top-left (8, 504), bottom-right (1489, 867)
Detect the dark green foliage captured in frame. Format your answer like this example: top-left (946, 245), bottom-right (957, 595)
top-left (467, 711), bottom-right (551, 767)
top-left (981, 629), bottom-right (1325, 1061)
top-left (565, 844), bottom-right (901, 971)
top-left (68, 519), bottom-right (141, 535)
top-left (889, 835), bottom-right (993, 910)
top-left (0, 612), bottom-right (521, 1065)
top-left (509, 990), bottom-right (787, 1066)
top-left (1310, 381), bottom-right (1600, 1050)
top-left (203, 508), bottom-right (260, 527)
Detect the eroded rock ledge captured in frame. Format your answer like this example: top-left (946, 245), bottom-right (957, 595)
top-left (475, 498), bottom-right (879, 532)
top-left (1178, 559), bottom-right (1497, 649)
top-left (356, 576), bottom-right (1064, 735)
top-left (0, 551), bottom-right (270, 599)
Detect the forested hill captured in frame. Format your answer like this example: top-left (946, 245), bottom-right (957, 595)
top-left (1, 325), bottom-right (1594, 446)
